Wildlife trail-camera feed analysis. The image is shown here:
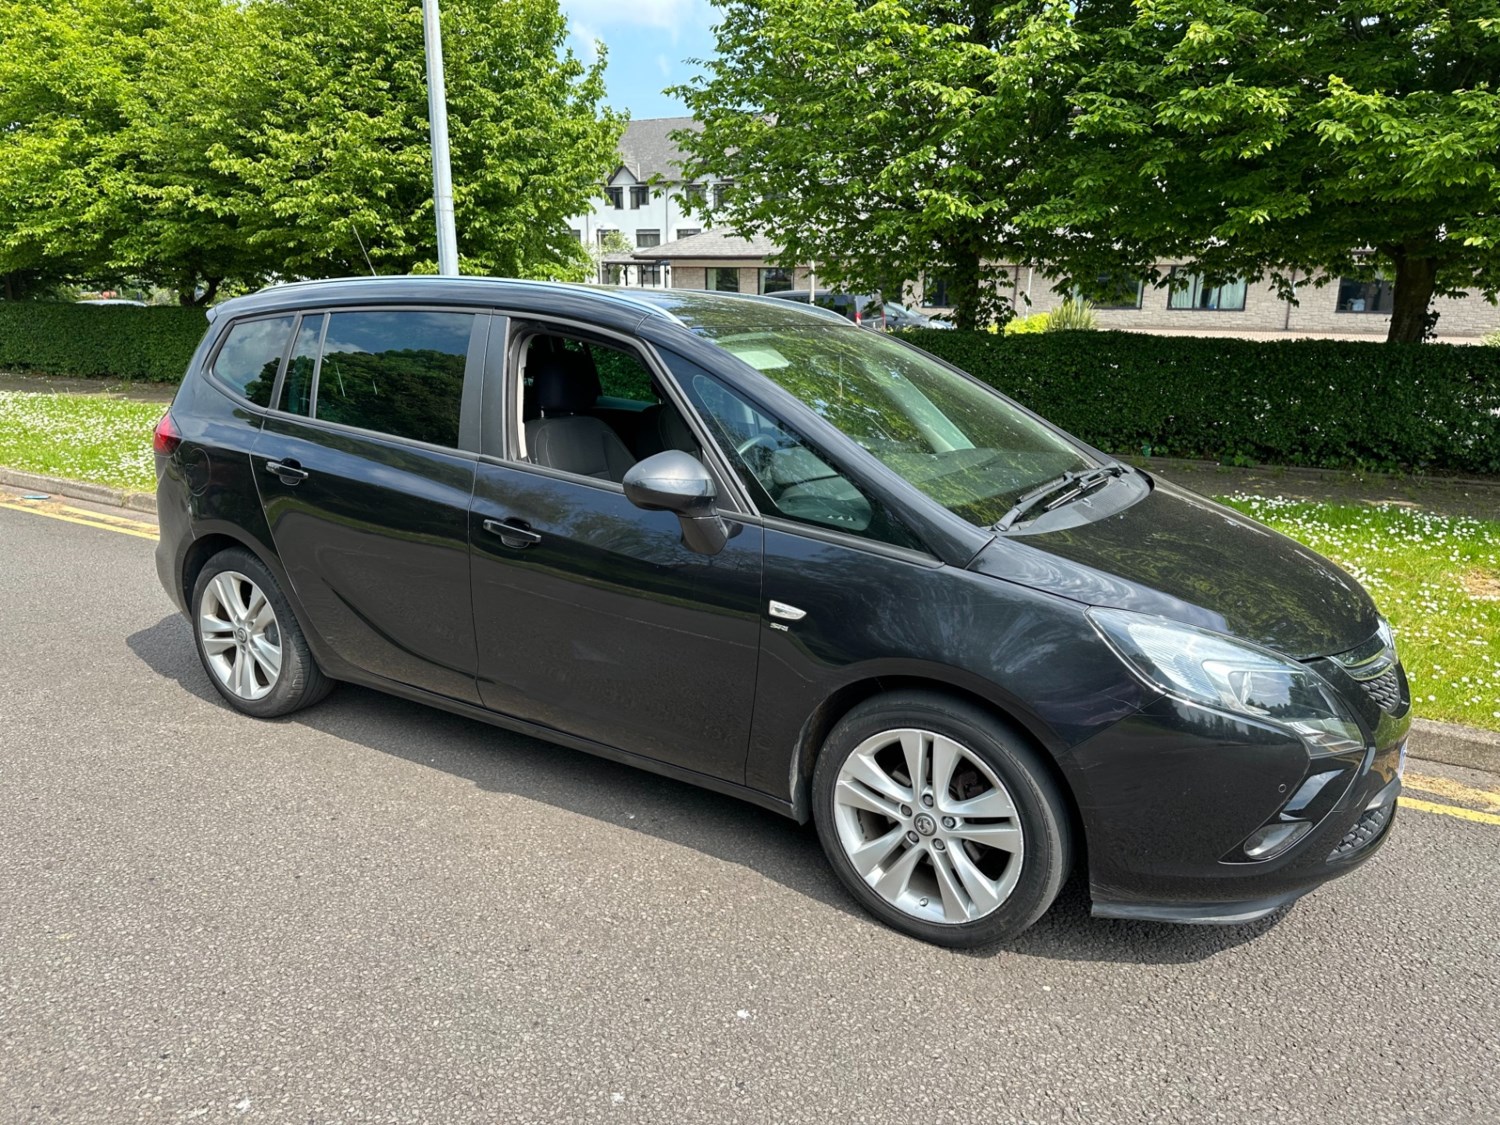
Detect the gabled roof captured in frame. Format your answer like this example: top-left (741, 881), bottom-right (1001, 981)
top-left (613, 117), bottom-right (702, 183)
top-left (633, 228), bottom-right (783, 261)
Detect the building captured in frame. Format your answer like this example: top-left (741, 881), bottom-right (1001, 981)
top-left (567, 117), bottom-right (733, 289)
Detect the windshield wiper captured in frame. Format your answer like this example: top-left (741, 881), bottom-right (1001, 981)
top-left (993, 463), bottom-right (1127, 532)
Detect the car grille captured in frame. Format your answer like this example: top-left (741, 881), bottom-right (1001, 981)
top-left (1327, 801), bottom-right (1393, 861)
top-left (1359, 666), bottom-right (1404, 713)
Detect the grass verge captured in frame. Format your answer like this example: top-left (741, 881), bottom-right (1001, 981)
top-left (0, 390), bottom-right (160, 493)
top-left (1219, 496), bottom-right (1500, 733)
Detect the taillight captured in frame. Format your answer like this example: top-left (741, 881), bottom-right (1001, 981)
top-left (853, 309), bottom-right (862, 325)
top-left (153, 411), bottom-right (182, 456)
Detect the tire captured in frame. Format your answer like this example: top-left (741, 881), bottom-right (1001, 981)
top-left (812, 691), bottom-right (1073, 948)
top-left (190, 546), bottom-right (333, 718)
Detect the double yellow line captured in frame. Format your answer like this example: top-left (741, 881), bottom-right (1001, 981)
top-left (0, 493), bottom-right (159, 541)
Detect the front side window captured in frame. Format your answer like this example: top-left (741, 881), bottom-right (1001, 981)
top-left (212, 316), bottom-right (294, 407)
top-left (1167, 269), bottom-right (1247, 311)
top-left (759, 267), bottom-right (794, 295)
top-left (697, 326), bottom-right (1096, 529)
top-left (677, 363), bottom-right (921, 548)
top-left (313, 311), bottom-right (472, 447)
top-left (1337, 277), bottom-right (1393, 313)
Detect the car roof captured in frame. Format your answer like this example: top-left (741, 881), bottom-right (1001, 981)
top-left (209, 276), bottom-right (851, 333)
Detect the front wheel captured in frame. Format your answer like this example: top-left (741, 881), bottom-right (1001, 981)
top-left (191, 547), bottom-right (332, 718)
top-left (812, 692), bottom-right (1073, 947)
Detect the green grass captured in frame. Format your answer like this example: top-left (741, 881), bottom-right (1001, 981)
top-left (1219, 495), bottom-right (1500, 732)
top-left (0, 390), bottom-right (161, 493)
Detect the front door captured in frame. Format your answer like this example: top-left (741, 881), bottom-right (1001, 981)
top-left (467, 328), bottom-right (763, 782)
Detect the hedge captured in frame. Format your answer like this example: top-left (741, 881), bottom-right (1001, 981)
top-left (903, 330), bottom-right (1500, 476)
top-left (0, 302), bottom-right (208, 382)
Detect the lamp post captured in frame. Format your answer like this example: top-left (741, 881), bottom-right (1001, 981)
top-left (421, 0), bottom-right (459, 276)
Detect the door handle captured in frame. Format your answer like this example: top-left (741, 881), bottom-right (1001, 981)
top-left (482, 517), bottom-right (543, 549)
top-left (264, 459), bottom-right (309, 484)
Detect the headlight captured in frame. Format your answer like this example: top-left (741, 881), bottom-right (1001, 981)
top-left (1089, 607), bottom-right (1366, 756)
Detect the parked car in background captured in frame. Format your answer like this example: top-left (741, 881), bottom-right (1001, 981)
top-left (882, 298), bottom-right (951, 330)
top-left (152, 277), bottom-right (1409, 948)
top-left (76, 298), bottom-right (148, 307)
top-left (764, 289), bottom-right (885, 329)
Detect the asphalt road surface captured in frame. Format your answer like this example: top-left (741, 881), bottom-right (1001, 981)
top-left (1, 494), bottom-right (1496, 1125)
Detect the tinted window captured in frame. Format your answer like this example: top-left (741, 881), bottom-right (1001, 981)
top-left (213, 316), bottom-right (294, 407)
top-left (314, 311), bottom-right (472, 446)
top-left (281, 314), bottom-right (323, 418)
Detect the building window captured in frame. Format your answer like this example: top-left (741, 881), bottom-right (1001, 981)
top-left (675, 228), bottom-right (701, 241)
top-left (630, 185), bottom-right (650, 209)
top-left (1337, 277), bottom-right (1394, 313)
top-left (924, 275), bottom-right (951, 308)
top-left (636, 229), bottom-right (661, 249)
top-left (759, 267), bottom-right (793, 294)
top-left (714, 180), bottom-right (734, 209)
top-left (1167, 269), bottom-right (1247, 311)
top-left (570, 229), bottom-right (582, 242)
top-left (711, 267), bottom-right (740, 293)
top-left (604, 186), bottom-right (623, 209)
top-left (683, 183), bottom-right (706, 204)
top-left (638, 264), bottom-right (664, 287)
top-left (1081, 274), bottom-right (1143, 310)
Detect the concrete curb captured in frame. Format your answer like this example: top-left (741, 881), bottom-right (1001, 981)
top-left (0, 467), bottom-right (157, 516)
top-left (1408, 718), bottom-right (1500, 776)
top-left (3, 468), bottom-right (1496, 774)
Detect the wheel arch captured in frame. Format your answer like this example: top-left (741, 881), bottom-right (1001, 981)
top-left (786, 676), bottom-right (1086, 871)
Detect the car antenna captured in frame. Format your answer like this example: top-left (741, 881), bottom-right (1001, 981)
top-left (351, 225), bottom-right (377, 276)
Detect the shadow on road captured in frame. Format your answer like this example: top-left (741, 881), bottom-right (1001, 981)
top-left (128, 614), bottom-right (1286, 965)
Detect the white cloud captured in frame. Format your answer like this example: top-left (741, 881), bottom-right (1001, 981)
top-left (656, 53), bottom-right (671, 77)
top-left (561, 0), bottom-right (713, 39)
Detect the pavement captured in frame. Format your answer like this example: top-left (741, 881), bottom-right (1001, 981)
top-left (1, 494), bottom-right (1498, 1124)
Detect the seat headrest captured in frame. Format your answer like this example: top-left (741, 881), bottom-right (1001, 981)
top-left (531, 348), bottom-right (602, 415)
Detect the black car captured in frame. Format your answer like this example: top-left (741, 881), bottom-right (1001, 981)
top-left (153, 277), bottom-right (1408, 947)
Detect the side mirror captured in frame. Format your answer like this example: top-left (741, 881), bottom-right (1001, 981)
top-left (623, 450), bottom-right (729, 556)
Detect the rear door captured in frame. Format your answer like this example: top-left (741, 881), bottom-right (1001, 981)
top-left (252, 306), bottom-right (488, 703)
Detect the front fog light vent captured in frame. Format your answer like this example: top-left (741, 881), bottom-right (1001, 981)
top-left (1241, 821), bottom-right (1311, 861)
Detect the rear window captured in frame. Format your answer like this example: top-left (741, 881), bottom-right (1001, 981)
top-left (212, 316), bottom-right (294, 407)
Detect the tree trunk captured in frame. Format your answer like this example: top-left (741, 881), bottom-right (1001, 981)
top-left (1386, 247), bottom-right (1439, 344)
top-left (948, 245), bottom-right (985, 331)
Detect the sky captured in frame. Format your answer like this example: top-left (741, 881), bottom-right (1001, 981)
top-left (560, 0), bottom-right (719, 120)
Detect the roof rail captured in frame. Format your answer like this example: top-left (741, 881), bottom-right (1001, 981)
top-left (253, 275), bottom-right (683, 325)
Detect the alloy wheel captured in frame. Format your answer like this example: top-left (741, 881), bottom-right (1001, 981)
top-left (198, 570), bottom-right (282, 702)
top-left (832, 728), bottom-right (1024, 925)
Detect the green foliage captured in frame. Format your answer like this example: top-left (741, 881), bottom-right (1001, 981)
top-left (0, 389), bottom-right (162, 492)
top-left (1043, 298), bottom-right (1097, 331)
top-left (1003, 311), bottom-right (1051, 335)
top-left (0, 0), bottom-right (621, 298)
top-left (0, 302), bottom-right (207, 381)
top-left (903, 329), bottom-right (1500, 474)
top-left (671, 0), bottom-right (1081, 329)
top-left (1038, 0), bottom-right (1500, 344)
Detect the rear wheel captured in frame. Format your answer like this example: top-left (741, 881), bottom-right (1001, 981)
top-left (812, 691), bottom-right (1072, 947)
top-left (191, 547), bottom-right (332, 718)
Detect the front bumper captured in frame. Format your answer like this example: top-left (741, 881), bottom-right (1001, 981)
top-left (1067, 691), bottom-right (1408, 924)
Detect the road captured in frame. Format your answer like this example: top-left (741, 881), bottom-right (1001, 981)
top-left (1, 494), bottom-right (1496, 1124)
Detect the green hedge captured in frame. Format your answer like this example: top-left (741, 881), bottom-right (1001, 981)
top-left (0, 302), bottom-right (207, 382)
top-left (902, 330), bottom-right (1500, 476)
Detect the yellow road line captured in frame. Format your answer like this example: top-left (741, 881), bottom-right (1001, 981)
top-left (1404, 772), bottom-right (1500, 813)
top-left (56, 502), bottom-right (158, 529)
top-left (0, 498), bottom-right (158, 541)
top-left (1400, 795), bottom-right (1500, 827)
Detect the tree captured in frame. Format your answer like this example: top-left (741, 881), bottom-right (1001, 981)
top-left (1036, 0), bottom-right (1500, 343)
top-left (671, 0), bottom-right (1082, 329)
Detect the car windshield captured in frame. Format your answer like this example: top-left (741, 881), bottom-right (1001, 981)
top-left (701, 325), bottom-right (1096, 527)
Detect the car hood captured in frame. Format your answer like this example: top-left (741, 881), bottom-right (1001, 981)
top-left (969, 477), bottom-right (1378, 659)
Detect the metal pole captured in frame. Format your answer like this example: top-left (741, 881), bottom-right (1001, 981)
top-left (422, 0), bottom-right (459, 276)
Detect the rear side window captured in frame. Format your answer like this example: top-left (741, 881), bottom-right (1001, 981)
top-left (314, 311), bottom-right (473, 447)
top-left (281, 314), bottom-right (323, 418)
top-left (212, 316), bottom-right (294, 407)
